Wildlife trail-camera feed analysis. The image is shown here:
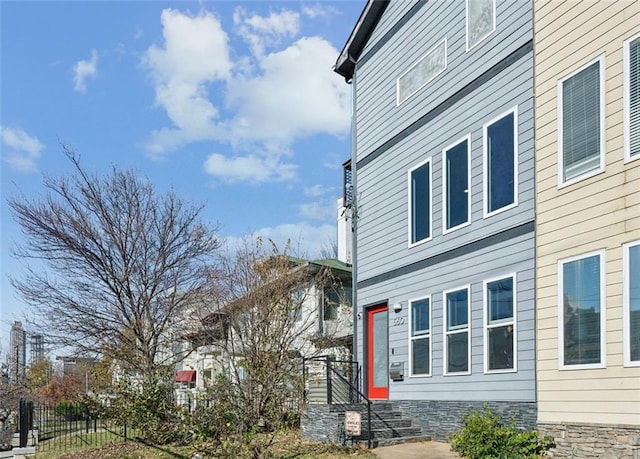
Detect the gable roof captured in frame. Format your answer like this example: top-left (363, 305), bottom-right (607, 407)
top-left (334, 0), bottom-right (390, 81)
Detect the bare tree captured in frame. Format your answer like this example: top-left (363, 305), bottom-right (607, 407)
top-left (196, 238), bottom-right (351, 456)
top-left (9, 147), bottom-right (221, 381)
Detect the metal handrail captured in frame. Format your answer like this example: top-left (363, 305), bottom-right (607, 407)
top-left (327, 362), bottom-right (372, 449)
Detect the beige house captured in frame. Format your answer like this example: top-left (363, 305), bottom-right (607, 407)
top-left (534, 0), bottom-right (640, 456)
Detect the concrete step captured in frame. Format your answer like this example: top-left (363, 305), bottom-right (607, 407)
top-left (361, 426), bottom-right (424, 439)
top-left (339, 416), bottom-right (413, 429)
top-left (376, 435), bottom-right (433, 447)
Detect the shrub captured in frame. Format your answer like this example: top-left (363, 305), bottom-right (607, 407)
top-left (53, 400), bottom-right (85, 421)
top-left (450, 406), bottom-right (552, 459)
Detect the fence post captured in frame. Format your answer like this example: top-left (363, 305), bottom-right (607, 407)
top-left (124, 421), bottom-right (127, 441)
top-left (19, 399), bottom-right (29, 448)
top-left (325, 357), bottom-right (332, 404)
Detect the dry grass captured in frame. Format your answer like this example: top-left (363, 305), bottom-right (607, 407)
top-left (35, 431), bottom-right (376, 459)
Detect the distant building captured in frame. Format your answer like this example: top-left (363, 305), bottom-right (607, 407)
top-left (9, 321), bottom-right (26, 383)
top-left (30, 334), bottom-right (45, 365)
top-left (56, 356), bottom-right (99, 393)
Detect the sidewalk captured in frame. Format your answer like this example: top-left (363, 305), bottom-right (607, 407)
top-left (373, 441), bottom-right (460, 459)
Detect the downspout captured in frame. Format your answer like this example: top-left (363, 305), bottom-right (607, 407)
top-left (349, 57), bottom-right (359, 372)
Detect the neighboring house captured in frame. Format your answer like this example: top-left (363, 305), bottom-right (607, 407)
top-left (534, 1), bottom-right (640, 456)
top-left (327, 0), bottom-right (537, 440)
top-left (172, 213), bottom-right (354, 410)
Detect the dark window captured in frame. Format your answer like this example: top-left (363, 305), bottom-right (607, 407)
top-left (562, 254), bottom-right (602, 366)
top-left (445, 288), bottom-right (469, 374)
top-left (444, 138), bottom-right (469, 230)
top-left (410, 160), bottom-right (431, 244)
top-left (486, 111), bottom-right (516, 213)
top-left (410, 297), bottom-right (430, 376)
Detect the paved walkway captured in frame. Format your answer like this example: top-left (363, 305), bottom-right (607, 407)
top-left (373, 441), bottom-right (460, 459)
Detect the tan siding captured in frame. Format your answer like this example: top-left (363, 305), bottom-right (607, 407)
top-left (534, 0), bottom-right (640, 426)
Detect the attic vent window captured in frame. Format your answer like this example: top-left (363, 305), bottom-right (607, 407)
top-left (397, 38), bottom-right (447, 105)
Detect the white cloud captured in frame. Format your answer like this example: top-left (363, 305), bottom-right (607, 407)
top-left (143, 7), bottom-right (351, 183)
top-left (298, 185), bottom-right (337, 221)
top-left (1, 126), bottom-right (44, 173)
top-left (233, 7), bottom-right (300, 57)
top-left (301, 4), bottom-right (340, 20)
top-left (203, 153), bottom-right (296, 183)
top-left (225, 36), bottom-right (351, 150)
top-left (143, 9), bottom-right (232, 156)
top-left (224, 222), bottom-right (336, 258)
top-left (298, 201), bottom-right (335, 221)
top-left (304, 184), bottom-right (333, 198)
top-left (73, 49), bottom-right (98, 93)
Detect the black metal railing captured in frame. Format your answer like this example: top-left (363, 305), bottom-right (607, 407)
top-left (28, 401), bottom-right (140, 453)
top-left (302, 355), bottom-right (372, 449)
top-left (326, 364), bottom-right (372, 449)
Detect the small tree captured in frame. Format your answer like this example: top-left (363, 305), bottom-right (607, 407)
top-left (9, 147), bottom-right (221, 383)
top-left (200, 238), bottom-right (350, 456)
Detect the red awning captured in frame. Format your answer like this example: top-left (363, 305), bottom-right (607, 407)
top-left (174, 370), bottom-right (196, 382)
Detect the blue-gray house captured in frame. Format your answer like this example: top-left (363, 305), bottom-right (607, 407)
top-left (327, 0), bottom-right (537, 440)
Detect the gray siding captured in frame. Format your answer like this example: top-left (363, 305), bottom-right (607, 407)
top-left (361, 0), bottom-right (413, 53)
top-left (351, 0), bottom-right (536, 403)
top-left (356, 233), bottom-right (536, 402)
top-left (355, 0), bottom-right (533, 160)
top-left (357, 55), bottom-right (534, 280)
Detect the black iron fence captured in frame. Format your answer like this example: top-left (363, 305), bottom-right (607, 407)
top-left (18, 400), bottom-right (141, 453)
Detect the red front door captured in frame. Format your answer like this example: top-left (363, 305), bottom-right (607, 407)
top-left (367, 304), bottom-right (388, 399)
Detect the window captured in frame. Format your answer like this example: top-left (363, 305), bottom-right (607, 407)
top-left (323, 288), bottom-right (341, 320)
top-left (409, 297), bottom-right (431, 376)
top-left (483, 107), bottom-right (517, 216)
top-left (558, 251), bottom-right (606, 369)
top-left (290, 287), bottom-right (305, 322)
top-left (397, 38), bottom-right (447, 105)
top-left (443, 136), bottom-right (471, 233)
top-left (624, 33), bottom-right (640, 161)
top-left (466, 0), bottom-right (495, 51)
top-left (443, 286), bottom-right (470, 375)
top-left (558, 57), bottom-right (605, 185)
top-left (624, 241), bottom-right (640, 366)
top-left (408, 158), bottom-right (432, 246)
top-left (343, 159), bottom-right (353, 204)
top-left (484, 275), bottom-right (516, 373)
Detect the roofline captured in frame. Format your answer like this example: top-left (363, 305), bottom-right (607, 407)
top-left (334, 0), bottom-right (389, 82)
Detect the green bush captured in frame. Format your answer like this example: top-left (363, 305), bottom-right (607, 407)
top-left (450, 406), bottom-right (552, 459)
top-left (53, 400), bottom-right (85, 421)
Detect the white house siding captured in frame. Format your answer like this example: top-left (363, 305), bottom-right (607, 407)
top-left (534, 0), bottom-right (640, 456)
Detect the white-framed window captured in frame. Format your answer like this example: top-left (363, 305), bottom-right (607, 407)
top-left (483, 274), bottom-right (517, 373)
top-left (557, 56), bottom-right (605, 187)
top-left (409, 296), bottom-right (431, 377)
top-left (483, 106), bottom-right (518, 217)
top-left (624, 240), bottom-right (640, 366)
top-left (397, 38), bottom-right (447, 105)
top-left (624, 32), bottom-right (640, 162)
top-left (558, 251), bottom-right (606, 370)
top-left (408, 157), bottom-right (432, 247)
top-left (443, 286), bottom-right (471, 375)
top-left (442, 135), bottom-right (471, 234)
top-left (466, 0), bottom-right (496, 51)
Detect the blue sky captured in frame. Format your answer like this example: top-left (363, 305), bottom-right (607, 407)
top-left (0, 1), bottom-right (362, 356)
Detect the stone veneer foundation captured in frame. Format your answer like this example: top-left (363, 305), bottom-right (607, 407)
top-left (537, 422), bottom-right (640, 459)
top-left (301, 400), bottom-right (537, 443)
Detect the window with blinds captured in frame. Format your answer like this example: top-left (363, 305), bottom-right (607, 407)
top-left (558, 58), bottom-right (604, 185)
top-left (625, 34), bottom-right (640, 160)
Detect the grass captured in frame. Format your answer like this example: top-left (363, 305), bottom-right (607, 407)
top-left (34, 431), bottom-right (377, 459)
